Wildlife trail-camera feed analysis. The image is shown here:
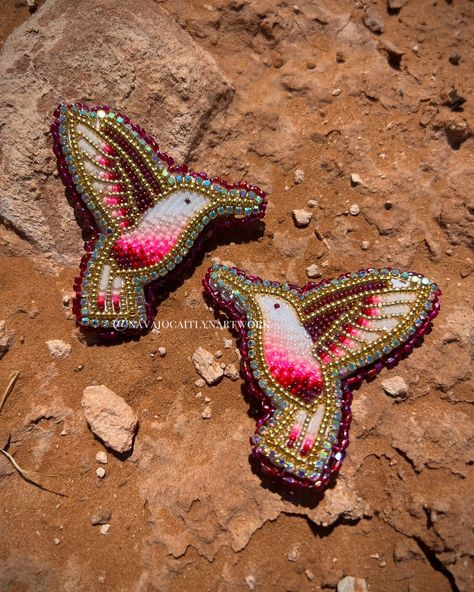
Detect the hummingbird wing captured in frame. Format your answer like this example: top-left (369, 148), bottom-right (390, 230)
top-left (300, 268), bottom-right (440, 380)
top-left (52, 102), bottom-right (167, 233)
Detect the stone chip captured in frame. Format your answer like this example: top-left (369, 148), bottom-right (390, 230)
top-left (306, 264), bottom-right (322, 279)
top-left (381, 376), bottom-right (408, 398)
top-left (82, 385), bottom-right (138, 453)
top-left (292, 209), bottom-right (312, 228)
top-left (192, 347), bottom-right (224, 385)
top-left (337, 576), bottom-right (368, 592)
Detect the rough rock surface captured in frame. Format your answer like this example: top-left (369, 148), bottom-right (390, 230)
top-left (82, 385), bottom-right (138, 453)
top-left (0, 1), bottom-right (473, 591)
top-left (0, 0), bottom-right (233, 264)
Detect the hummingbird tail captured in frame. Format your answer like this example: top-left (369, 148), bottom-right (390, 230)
top-left (251, 383), bottom-right (346, 486)
top-left (73, 251), bottom-right (148, 332)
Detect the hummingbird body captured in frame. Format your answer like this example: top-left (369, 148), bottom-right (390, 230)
top-left (256, 294), bottom-right (323, 398)
top-left (204, 264), bottom-right (440, 489)
top-left (52, 103), bottom-right (267, 333)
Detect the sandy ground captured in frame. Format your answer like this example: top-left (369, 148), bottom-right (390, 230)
top-left (0, 1), bottom-right (472, 592)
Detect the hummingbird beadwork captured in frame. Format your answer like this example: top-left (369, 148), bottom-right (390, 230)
top-left (52, 103), bottom-right (267, 334)
top-left (204, 264), bottom-right (440, 489)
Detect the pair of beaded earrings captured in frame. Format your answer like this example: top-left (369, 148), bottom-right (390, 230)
top-left (52, 104), bottom-right (440, 491)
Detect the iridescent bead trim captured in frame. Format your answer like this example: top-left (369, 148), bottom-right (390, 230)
top-left (204, 265), bottom-right (440, 489)
top-left (51, 103), bottom-right (267, 334)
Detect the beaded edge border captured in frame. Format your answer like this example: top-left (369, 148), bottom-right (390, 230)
top-left (203, 265), bottom-right (441, 490)
top-left (51, 102), bottom-right (268, 336)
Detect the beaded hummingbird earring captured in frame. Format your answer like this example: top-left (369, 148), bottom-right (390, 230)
top-left (51, 103), bottom-right (267, 334)
top-left (204, 264), bottom-right (440, 490)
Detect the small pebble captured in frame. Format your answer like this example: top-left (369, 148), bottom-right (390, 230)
top-left (349, 204), bottom-right (360, 216)
top-left (223, 338), bottom-right (233, 349)
top-left (337, 576), bottom-right (368, 592)
top-left (46, 339), bottom-right (71, 359)
top-left (91, 510), bottom-right (112, 526)
top-left (215, 350), bottom-right (223, 359)
top-left (305, 569), bottom-right (314, 581)
top-left (96, 467), bottom-right (106, 479)
top-left (195, 379), bottom-right (206, 388)
top-left (350, 173), bottom-right (363, 186)
top-left (204, 396), bottom-right (212, 403)
top-left (287, 543), bottom-right (300, 562)
top-left (224, 363), bottom-right (240, 381)
top-left (294, 169), bottom-right (305, 184)
top-left (361, 240), bottom-right (370, 251)
top-left (99, 524), bottom-right (111, 535)
top-left (245, 575), bottom-right (256, 591)
top-left (292, 209), bottom-right (312, 228)
top-left (158, 347), bottom-right (166, 357)
top-left (381, 376), bottom-right (408, 398)
top-left (98, 576), bottom-right (106, 584)
top-left (387, 0), bottom-right (406, 9)
top-left (202, 405), bottom-right (212, 420)
top-left (96, 451), bottom-right (108, 464)
top-left (192, 346), bottom-right (224, 385)
top-left (307, 199), bottom-right (318, 208)
top-left (332, 88), bottom-right (341, 96)
top-left (363, 7), bottom-right (384, 34)
top-left (54, 538), bottom-right (61, 545)
top-left (336, 51), bottom-right (346, 63)
top-left (306, 264), bottom-right (322, 279)
top-left (82, 385), bottom-right (138, 454)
